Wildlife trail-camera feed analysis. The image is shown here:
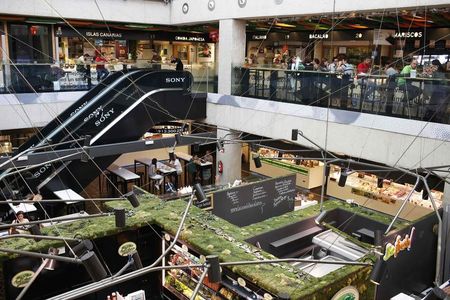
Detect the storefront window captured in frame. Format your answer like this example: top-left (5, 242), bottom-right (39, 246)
top-left (8, 23), bottom-right (52, 63)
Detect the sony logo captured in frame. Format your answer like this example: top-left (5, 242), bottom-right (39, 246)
top-left (166, 77), bottom-right (186, 83)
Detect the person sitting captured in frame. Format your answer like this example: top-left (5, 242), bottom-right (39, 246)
top-left (149, 158), bottom-right (163, 192)
top-left (164, 176), bottom-right (176, 194)
top-left (187, 155), bottom-right (200, 185)
top-left (168, 154), bottom-right (183, 188)
top-left (9, 211), bottom-right (29, 235)
top-left (397, 58), bottom-right (422, 102)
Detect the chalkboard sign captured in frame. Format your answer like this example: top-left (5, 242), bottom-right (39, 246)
top-left (194, 195), bottom-right (213, 210)
top-left (212, 175), bottom-right (296, 227)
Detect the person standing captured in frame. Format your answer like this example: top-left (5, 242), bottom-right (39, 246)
top-left (424, 60), bottom-right (448, 123)
top-left (76, 53), bottom-right (90, 81)
top-left (95, 51), bottom-right (109, 82)
top-left (171, 56), bottom-right (184, 71)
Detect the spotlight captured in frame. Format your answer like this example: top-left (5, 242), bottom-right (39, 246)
top-left (132, 251), bottom-right (143, 269)
top-left (44, 247), bottom-right (59, 271)
top-left (338, 169), bottom-right (348, 187)
top-left (253, 154), bottom-right (262, 168)
top-left (80, 251), bottom-right (108, 282)
top-left (114, 208), bottom-right (126, 228)
top-left (422, 188), bottom-right (429, 200)
top-left (71, 240), bottom-right (94, 257)
top-left (374, 230), bottom-right (384, 248)
top-left (216, 140), bottom-right (224, 152)
top-left (175, 133), bottom-right (181, 145)
top-left (193, 183), bottom-right (207, 202)
top-left (325, 165), bottom-right (330, 177)
top-left (29, 225), bottom-right (42, 241)
top-left (206, 255), bottom-right (221, 283)
top-left (291, 129), bottom-right (298, 141)
top-left (314, 210), bottom-right (327, 225)
top-left (81, 147), bottom-right (90, 163)
top-left (126, 192), bottom-right (140, 208)
top-left (193, 143), bottom-right (200, 153)
top-left (377, 177), bottom-right (383, 188)
top-left (370, 258), bottom-right (387, 285)
top-left (415, 179), bottom-right (424, 192)
top-left (84, 135), bottom-right (92, 147)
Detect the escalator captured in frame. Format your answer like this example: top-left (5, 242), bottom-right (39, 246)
top-left (1, 69), bottom-right (206, 198)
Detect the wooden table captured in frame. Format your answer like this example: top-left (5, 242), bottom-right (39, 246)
top-left (107, 166), bottom-right (141, 195)
top-left (157, 161), bottom-right (177, 193)
top-left (6, 199), bottom-right (37, 214)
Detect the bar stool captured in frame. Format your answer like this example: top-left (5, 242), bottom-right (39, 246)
top-left (149, 174), bottom-right (163, 194)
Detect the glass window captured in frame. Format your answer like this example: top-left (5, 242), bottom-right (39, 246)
top-left (8, 23), bottom-right (52, 63)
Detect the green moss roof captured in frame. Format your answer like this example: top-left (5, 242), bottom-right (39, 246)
top-left (0, 192), bottom-right (409, 299)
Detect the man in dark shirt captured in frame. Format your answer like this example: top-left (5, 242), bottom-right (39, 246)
top-left (171, 56), bottom-right (184, 71)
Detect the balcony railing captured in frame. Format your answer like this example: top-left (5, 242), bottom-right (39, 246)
top-left (232, 66), bottom-right (450, 125)
top-left (0, 62), bottom-right (217, 95)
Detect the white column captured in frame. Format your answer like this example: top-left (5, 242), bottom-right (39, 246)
top-left (218, 19), bottom-right (246, 95)
top-left (216, 128), bottom-right (241, 185)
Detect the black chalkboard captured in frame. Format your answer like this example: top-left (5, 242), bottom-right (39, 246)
top-left (212, 175), bottom-right (296, 227)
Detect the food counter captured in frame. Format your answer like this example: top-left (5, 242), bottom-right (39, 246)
top-left (250, 150), bottom-right (324, 189)
top-left (327, 167), bottom-right (443, 221)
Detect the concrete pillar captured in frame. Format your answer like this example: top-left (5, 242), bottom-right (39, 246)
top-left (216, 128), bottom-right (241, 185)
top-left (218, 19), bottom-right (246, 95)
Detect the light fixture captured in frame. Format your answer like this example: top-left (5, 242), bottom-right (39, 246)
top-left (193, 183), bottom-right (207, 202)
top-left (415, 179), bottom-right (424, 192)
top-left (291, 129), bottom-right (298, 141)
top-left (175, 133), bottom-right (181, 145)
top-left (422, 189), bottom-right (429, 200)
top-left (44, 247), bottom-right (59, 271)
top-left (275, 22), bottom-right (296, 28)
top-left (253, 154), bottom-right (262, 168)
top-left (81, 135), bottom-right (91, 163)
top-left (377, 177), bottom-right (383, 188)
top-left (115, 208), bottom-right (126, 228)
top-left (370, 258), bottom-right (387, 285)
top-left (70, 240), bottom-right (94, 258)
top-left (338, 169), bottom-right (348, 187)
top-left (29, 225), bottom-right (42, 241)
top-left (206, 255), bottom-right (221, 283)
top-left (216, 139), bottom-right (224, 152)
top-left (80, 251), bottom-right (108, 282)
top-left (314, 210), bottom-right (327, 225)
top-left (126, 192), bottom-right (140, 208)
top-left (132, 251), bottom-right (143, 270)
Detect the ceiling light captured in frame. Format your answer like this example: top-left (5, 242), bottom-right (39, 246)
top-left (275, 22), bottom-right (296, 28)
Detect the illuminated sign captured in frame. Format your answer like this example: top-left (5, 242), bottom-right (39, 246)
top-left (355, 32), bottom-right (363, 39)
top-left (86, 31), bottom-right (123, 38)
top-left (174, 36), bottom-right (205, 42)
top-left (309, 33), bottom-right (329, 39)
top-left (394, 31), bottom-right (423, 38)
top-left (252, 35), bottom-right (267, 40)
top-left (383, 227), bottom-right (415, 261)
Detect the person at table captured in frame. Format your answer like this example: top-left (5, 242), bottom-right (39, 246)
top-left (424, 60), bottom-right (448, 123)
top-left (76, 53), bottom-right (90, 81)
top-left (164, 176), bottom-right (176, 194)
top-left (187, 154), bottom-right (200, 185)
top-left (9, 211), bottom-right (29, 235)
top-left (397, 58), bottom-right (422, 102)
top-left (357, 57), bottom-right (377, 101)
top-left (149, 158), bottom-right (163, 192)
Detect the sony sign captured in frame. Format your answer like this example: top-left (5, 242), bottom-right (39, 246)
top-left (166, 77), bottom-right (186, 83)
top-left (394, 31), bottom-right (423, 38)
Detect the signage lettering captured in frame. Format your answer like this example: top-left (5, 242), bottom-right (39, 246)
top-left (70, 101), bottom-right (88, 117)
top-left (252, 35), bottom-right (267, 40)
top-left (355, 33), bottom-right (363, 39)
top-left (166, 77), bottom-right (186, 83)
top-left (95, 108), bottom-right (115, 127)
top-left (309, 33), bottom-right (329, 39)
top-left (174, 36), bottom-right (205, 42)
top-left (84, 105), bottom-right (104, 123)
top-left (383, 227), bottom-right (415, 261)
top-left (394, 31), bottom-right (423, 38)
top-left (86, 31), bottom-right (123, 38)
top-left (33, 163), bottom-right (52, 178)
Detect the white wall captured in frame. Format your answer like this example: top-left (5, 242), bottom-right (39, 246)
top-left (170, 0), bottom-right (450, 25)
top-left (1, 0), bottom-right (447, 25)
top-left (0, 0), bottom-right (171, 25)
top-left (206, 94), bottom-right (450, 170)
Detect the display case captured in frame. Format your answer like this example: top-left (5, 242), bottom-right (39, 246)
top-left (250, 149), bottom-right (324, 189)
top-left (326, 166), bottom-right (443, 221)
top-left (162, 234), bottom-right (275, 300)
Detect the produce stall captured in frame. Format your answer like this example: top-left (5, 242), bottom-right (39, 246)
top-left (250, 149), bottom-right (324, 189)
top-left (327, 166), bottom-right (443, 221)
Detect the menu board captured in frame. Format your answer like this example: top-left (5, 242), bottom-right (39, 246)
top-left (212, 175), bottom-right (296, 227)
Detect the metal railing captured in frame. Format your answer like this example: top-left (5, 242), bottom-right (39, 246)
top-left (0, 62), bottom-right (218, 95)
top-left (232, 66), bottom-right (450, 125)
